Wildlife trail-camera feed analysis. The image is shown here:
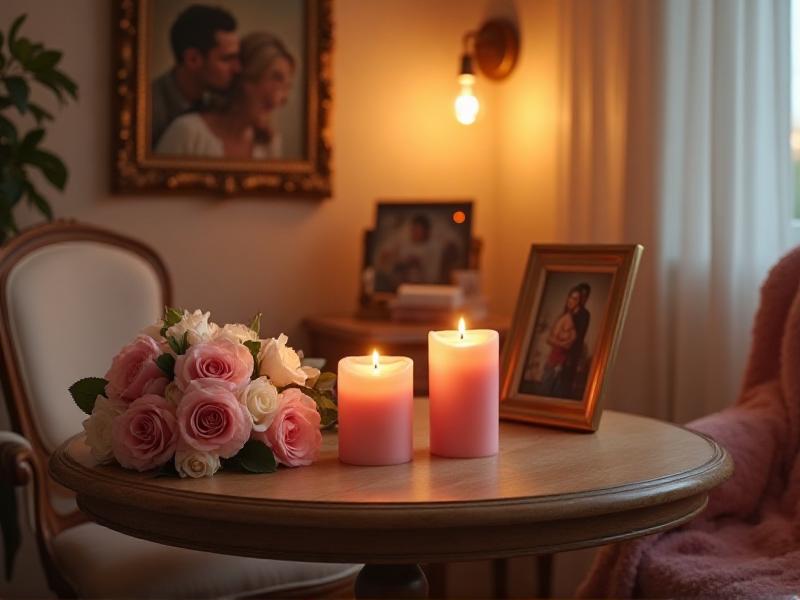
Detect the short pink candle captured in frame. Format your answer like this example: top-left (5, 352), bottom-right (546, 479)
top-left (429, 321), bottom-right (499, 457)
top-left (337, 353), bottom-right (413, 466)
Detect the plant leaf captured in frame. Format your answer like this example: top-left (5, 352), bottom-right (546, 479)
top-left (155, 353), bottom-right (175, 379)
top-left (243, 340), bottom-right (261, 380)
top-left (7, 15), bottom-right (26, 51)
top-left (24, 182), bottom-right (52, 220)
top-left (162, 306), bottom-right (183, 329)
top-left (19, 128), bottom-right (44, 156)
top-left (314, 372), bottom-right (336, 393)
top-left (27, 49), bottom-right (60, 72)
top-left (50, 69), bottom-right (77, 99)
top-left (0, 115), bottom-right (16, 144)
top-left (153, 460), bottom-right (179, 478)
top-left (32, 72), bottom-right (62, 103)
top-left (68, 377), bottom-right (108, 415)
top-left (233, 441), bottom-right (277, 474)
top-left (27, 103), bottom-right (53, 124)
top-left (248, 312), bottom-right (262, 336)
top-left (3, 77), bottom-right (28, 113)
top-left (0, 166), bottom-right (24, 206)
top-left (24, 149), bottom-right (66, 190)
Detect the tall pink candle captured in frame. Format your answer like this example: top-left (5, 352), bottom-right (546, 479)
top-left (338, 353), bottom-right (414, 466)
top-left (429, 321), bottom-right (499, 457)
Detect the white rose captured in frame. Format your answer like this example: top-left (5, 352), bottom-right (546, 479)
top-left (239, 376), bottom-right (280, 432)
top-left (82, 395), bottom-right (126, 464)
top-left (258, 334), bottom-right (308, 387)
top-left (214, 323), bottom-right (259, 345)
top-left (164, 381), bottom-right (182, 406)
top-left (175, 447), bottom-right (221, 478)
top-left (166, 309), bottom-right (219, 346)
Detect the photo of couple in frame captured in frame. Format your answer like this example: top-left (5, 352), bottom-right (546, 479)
top-left (113, 0), bottom-right (332, 196)
top-left (501, 245), bottom-right (643, 432)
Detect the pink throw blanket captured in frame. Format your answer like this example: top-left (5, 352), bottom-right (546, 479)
top-left (578, 246), bottom-right (800, 598)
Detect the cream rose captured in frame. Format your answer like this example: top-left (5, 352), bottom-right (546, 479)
top-left (258, 334), bottom-right (307, 387)
top-left (301, 365), bottom-right (321, 388)
top-left (166, 309), bottom-right (219, 346)
top-left (82, 395), bottom-right (127, 464)
top-left (214, 323), bottom-right (258, 345)
top-left (175, 446), bottom-right (221, 478)
top-left (239, 376), bottom-right (280, 432)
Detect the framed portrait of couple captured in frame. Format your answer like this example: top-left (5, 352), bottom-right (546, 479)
top-left (500, 245), bottom-right (643, 432)
top-left (112, 0), bottom-right (332, 196)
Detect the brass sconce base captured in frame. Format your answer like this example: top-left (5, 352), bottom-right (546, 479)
top-left (474, 19), bottom-right (519, 80)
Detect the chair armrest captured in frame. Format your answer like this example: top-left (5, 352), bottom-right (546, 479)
top-left (687, 381), bottom-right (786, 520)
top-left (0, 432), bottom-right (33, 487)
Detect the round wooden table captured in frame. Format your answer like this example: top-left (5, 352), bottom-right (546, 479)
top-left (50, 400), bottom-right (731, 598)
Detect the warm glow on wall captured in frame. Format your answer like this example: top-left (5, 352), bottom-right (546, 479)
top-left (454, 19), bottom-right (519, 126)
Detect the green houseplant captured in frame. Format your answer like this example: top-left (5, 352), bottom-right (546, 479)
top-left (0, 14), bottom-right (77, 243)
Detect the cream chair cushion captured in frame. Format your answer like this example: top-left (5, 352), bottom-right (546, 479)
top-left (6, 241), bottom-right (163, 451)
top-left (52, 523), bottom-right (359, 599)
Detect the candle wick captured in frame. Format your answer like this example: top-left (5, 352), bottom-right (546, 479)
top-left (460, 332), bottom-right (464, 341)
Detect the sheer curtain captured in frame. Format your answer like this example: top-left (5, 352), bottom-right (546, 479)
top-left (557, 0), bottom-right (792, 422)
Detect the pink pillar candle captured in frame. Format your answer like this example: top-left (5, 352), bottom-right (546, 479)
top-left (429, 326), bottom-right (499, 457)
top-left (337, 354), bottom-right (414, 466)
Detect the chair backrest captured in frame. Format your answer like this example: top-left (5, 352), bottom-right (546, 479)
top-left (0, 220), bottom-right (170, 554)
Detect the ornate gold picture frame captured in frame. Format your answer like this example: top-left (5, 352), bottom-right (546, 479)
top-left (500, 244), bottom-right (643, 432)
top-left (112, 0), bottom-right (333, 196)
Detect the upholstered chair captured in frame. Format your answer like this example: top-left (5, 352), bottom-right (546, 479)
top-left (0, 220), bottom-right (358, 598)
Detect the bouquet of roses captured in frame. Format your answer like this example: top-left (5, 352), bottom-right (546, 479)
top-left (69, 308), bottom-right (337, 478)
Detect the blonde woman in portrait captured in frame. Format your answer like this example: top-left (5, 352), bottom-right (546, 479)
top-left (156, 32), bottom-right (295, 159)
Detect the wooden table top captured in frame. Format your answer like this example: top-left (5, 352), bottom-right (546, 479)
top-left (49, 400), bottom-right (731, 564)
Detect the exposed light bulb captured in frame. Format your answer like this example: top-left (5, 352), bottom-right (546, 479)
top-left (454, 73), bottom-right (479, 125)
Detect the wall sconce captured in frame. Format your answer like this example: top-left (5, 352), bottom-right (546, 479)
top-left (455, 19), bottom-right (519, 125)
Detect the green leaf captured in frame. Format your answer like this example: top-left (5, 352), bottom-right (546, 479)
top-left (32, 72), bottom-right (62, 102)
top-left (243, 340), bottom-right (261, 380)
top-left (27, 103), bottom-right (53, 124)
top-left (232, 441), bottom-right (277, 474)
top-left (155, 353), bottom-right (175, 379)
top-left (162, 306), bottom-right (183, 328)
top-left (25, 182), bottom-right (52, 221)
top-left (281, 383), bottom-right (338, 429)
top-left (10, 38), bottom-right (32, 65)
top-left (314, 371), bottom-right (336, 393)
top-left (153, 460), bottom-right (179, 478)
top-left (24, 149), bottom-right (66, 190)
top-left (3, 77), bottom-right (28, 113)
top-left (166, 331), bottom-right (189, 355)
top-left (7, 15), bottom-right (26, 51)
top-left (0, 166), bottom-right (24, 206)
top-left (68, 377), bottom-right (108, 415)
top-left (248, 312), bottom-right (262, 336)
top-left (0, 115), bottom-right (16, 144)
top-left (19, 128), bottom-right (44, 155)
top-left (27, 49), bottom-right (60, 72)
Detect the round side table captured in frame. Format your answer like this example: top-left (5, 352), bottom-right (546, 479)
top-left (50, 399), bottom-right (731, 598)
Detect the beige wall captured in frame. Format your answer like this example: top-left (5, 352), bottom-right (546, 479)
top-left (5, 0), bottom-right (502, 346)
top-left (0, 0), bottom-right (591, 597)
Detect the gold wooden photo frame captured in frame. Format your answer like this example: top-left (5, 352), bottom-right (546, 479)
top-left (500, 244), bottom-right (643, 431)
top-left (112, 0), bottom-right (332, 196)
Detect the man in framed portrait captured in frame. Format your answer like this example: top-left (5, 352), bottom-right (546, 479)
top-left (150, 4), bottom-right (241, 146)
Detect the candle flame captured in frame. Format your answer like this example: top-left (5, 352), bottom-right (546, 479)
top-left (372, 349), bottom-right (380, 370)
top-left (458, 317), bottom-right (466, 340)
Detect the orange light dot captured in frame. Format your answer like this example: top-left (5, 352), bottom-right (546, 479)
top-left (452, 210), bottom-right (466, 224)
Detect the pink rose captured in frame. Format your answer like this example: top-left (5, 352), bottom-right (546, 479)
top-left (111, 395), bottom-right (178, 471)
top-left (105, 336), bottom-right (168, 403)
top-left (175, 339), bottom-right (253, 391)
top-left (260, 388), bottom-right (321, 467)
top-left (177, 380), bottom-right (251, 458)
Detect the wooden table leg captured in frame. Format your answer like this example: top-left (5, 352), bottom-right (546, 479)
top-left (355, 564), bottom-right (429, 599)
top-left (537, 553), bottom-right (554, 599)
